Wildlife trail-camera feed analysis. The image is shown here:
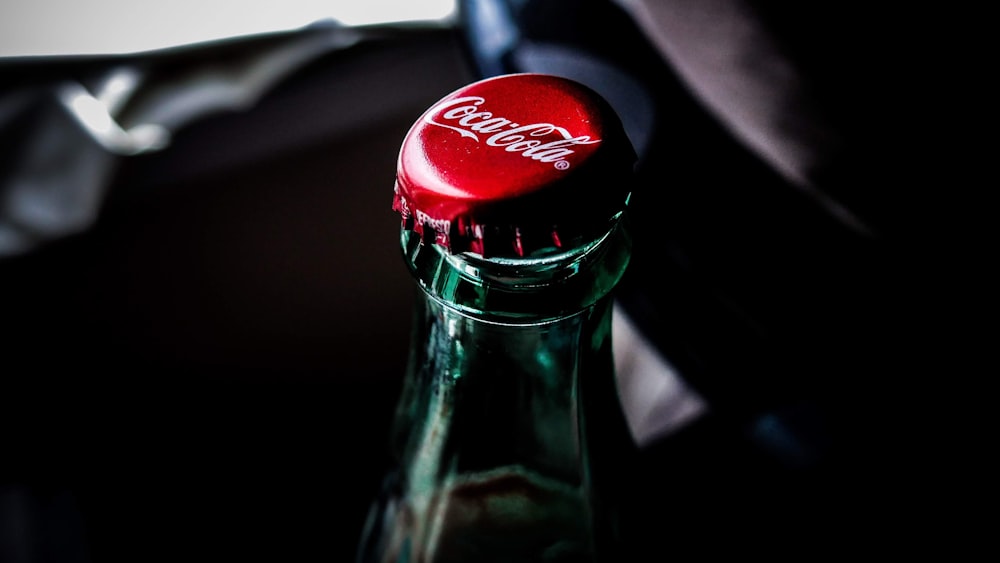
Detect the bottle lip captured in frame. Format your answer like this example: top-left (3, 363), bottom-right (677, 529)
top-left (402, 210), bottom-right (632, 323)
top-left (393, 73), bottom-right (635, 258)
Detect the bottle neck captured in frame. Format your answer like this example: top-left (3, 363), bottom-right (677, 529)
top-left (361, 211), bottom-right (635, 562)
top-left (401, 211), bottom-right (632, 323)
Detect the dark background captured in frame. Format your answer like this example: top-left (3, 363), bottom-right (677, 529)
top-left (1, 1), bottom-right (985, 561)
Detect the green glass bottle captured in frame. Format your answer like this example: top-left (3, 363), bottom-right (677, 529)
top-left (357, 73), bottom-right (637, 563)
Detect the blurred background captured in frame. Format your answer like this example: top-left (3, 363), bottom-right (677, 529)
top-left (1, 1), bottom-right (981, 561)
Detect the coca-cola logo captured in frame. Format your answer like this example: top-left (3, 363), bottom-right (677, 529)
top-left (424, 96), bottom-right (600, 170)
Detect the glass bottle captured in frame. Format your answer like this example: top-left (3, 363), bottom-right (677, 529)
top-left (357, 73), bottom-right (638, 563)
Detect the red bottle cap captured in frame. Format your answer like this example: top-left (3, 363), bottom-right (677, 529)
top-left (393, 73), bottom-right (635, 258)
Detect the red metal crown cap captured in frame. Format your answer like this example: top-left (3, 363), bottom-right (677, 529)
top-left (393, 73), bottom-right (635, 258)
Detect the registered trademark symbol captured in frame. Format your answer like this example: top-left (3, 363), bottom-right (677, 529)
top-left (554, 160), bottom-right (570, 170)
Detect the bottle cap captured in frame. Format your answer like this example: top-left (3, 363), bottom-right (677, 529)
top-left (393, 73), bottom-right (635, 258)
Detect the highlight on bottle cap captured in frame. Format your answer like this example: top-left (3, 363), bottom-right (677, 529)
top-left (393, 73), bottom-right (635, 258)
